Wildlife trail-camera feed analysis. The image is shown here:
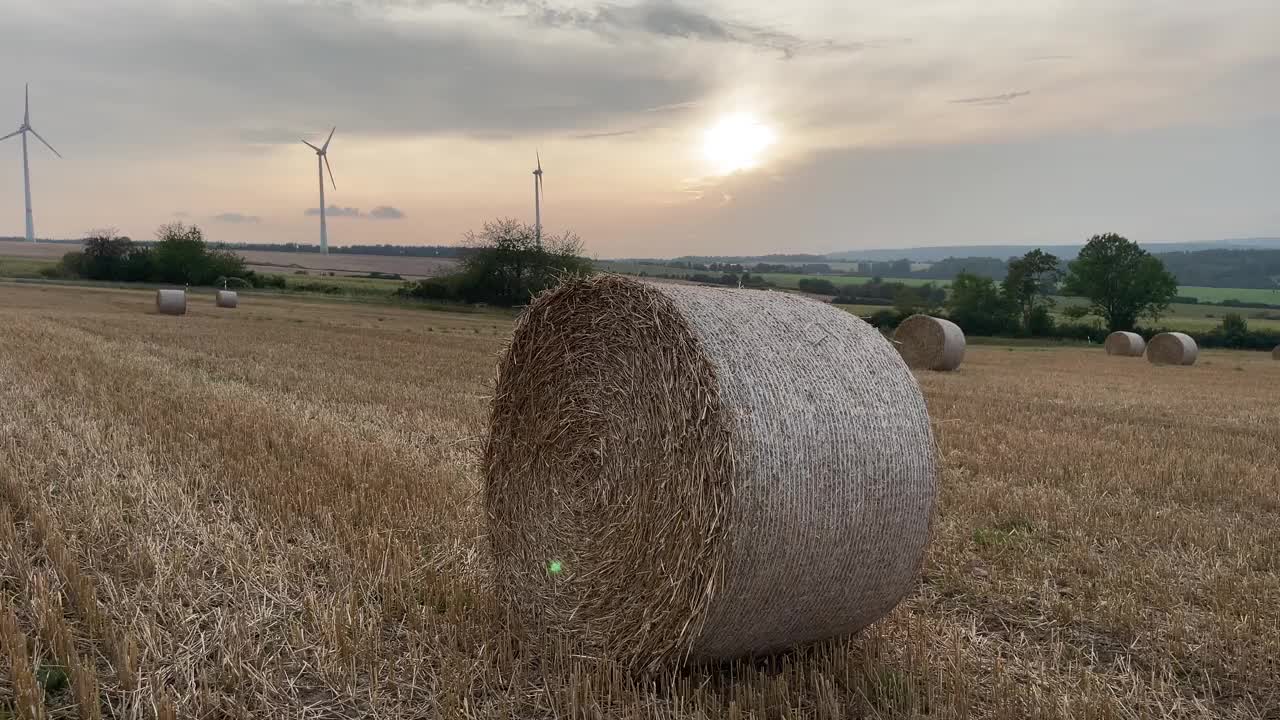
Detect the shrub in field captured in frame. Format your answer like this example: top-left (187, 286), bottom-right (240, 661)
top-left (399, 219), bottom-right (593, 307)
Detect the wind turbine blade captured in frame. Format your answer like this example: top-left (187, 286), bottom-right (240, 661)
top-left (323, 154), bottom-right (336, 190)
top-left (322, 126), bottom-right (336, 152)
top-left (29, 128), bottom-right (61, 158)
top-left (538, 173), bottom-right (544, 201)
top-left (0, 129), bottom-right (20, 143)
top-left (536, 151), bottom-right (541, 172)
top-left (302, 140), bottom-right (321, 152)
top-left (24, 83), bottom-right (29, 125)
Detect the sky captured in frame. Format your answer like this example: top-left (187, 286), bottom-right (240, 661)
top-left (0, 0), bottom-right (1278, 258)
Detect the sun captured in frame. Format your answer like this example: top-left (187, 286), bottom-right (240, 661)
top-left (702, 113), bottom-right (777, 175)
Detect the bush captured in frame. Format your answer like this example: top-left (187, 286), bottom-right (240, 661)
top-left (797, 278), bottom-right (838, 295)
top-left (429, 219), bottom-right (593, 307)
top-left (866, 309), bottom-right (902, 330)
top-left (397, 277), bottom-right (459, 301)
top-left (251, 273), bottom-right (288, 290)
top-left (216, 276), bottom-right (253, 289)
top-left (1027, 305), bottom-right (1055, 337)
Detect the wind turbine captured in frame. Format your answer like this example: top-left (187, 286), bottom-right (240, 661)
top-left (1, 84), bottom-right (62, 243)
top-left (532, 152), bottom-right (544, 246)
top-left (302, 127), bottom-right (336, 254)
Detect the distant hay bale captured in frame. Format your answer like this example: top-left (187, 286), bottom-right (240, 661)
top-left (1147, 332), bottom-right (1198, 366)
top-left (1273, 345), bottom-right (1279, 360)
top-left (215, 290), bottom-right (239, 309)
top-left (485, 275), bottom-right (938, 670)
top-left (1104, 331), bottom-right (1146, 357)
top-left (892, 314), bottom-right (965, 371)
top-left (155, 289), bottom-right (186, 316)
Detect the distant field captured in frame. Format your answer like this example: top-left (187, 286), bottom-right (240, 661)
top-left (1177, 285), bottom-right (1280, 304)
top-left (756, 272), bottom-right (947, 289)
top-left (0, 255), bottom-right (55, 278)
top-left (0, 239), bottom-right (458, 279)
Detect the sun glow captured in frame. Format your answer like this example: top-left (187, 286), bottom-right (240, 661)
top-left (702, 113), bottom-right (776, 175)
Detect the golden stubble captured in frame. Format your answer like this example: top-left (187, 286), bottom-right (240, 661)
top-left (0, 283), bottom-right (1277, 719)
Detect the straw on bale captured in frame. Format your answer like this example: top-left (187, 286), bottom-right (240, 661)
top-left (1104, 331), bottom-right (1146, 357)
top-left (485, 275), bottom-right (938, 670)
top-left (155, 289), bottom-right (187, 316)
top-left (215, 290), bottom-right (239, 308)
top-left (892, 314), bottom-right (965, 371)
top-left (1147, 332), bottom-right (1198, 365)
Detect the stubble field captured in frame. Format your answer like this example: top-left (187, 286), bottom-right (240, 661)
top-left (0, 283), bottom-right (1277, 719)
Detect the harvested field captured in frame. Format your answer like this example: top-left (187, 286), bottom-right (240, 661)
top-left (0, 282), bottom-right (1278, 719)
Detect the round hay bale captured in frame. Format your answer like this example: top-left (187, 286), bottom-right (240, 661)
top-left (155, 289), bottom-right (187, 316)
top-left (215, 290), bottom-right (239, 309)
top-left (485, 275), bottom-right (938, 670)
top-left (1104, 331), bottom-right (1146, 357)
top-left (1272, 345), bottom-right (1279, 360)
top-left (892, 314), bottom-right (965, 371)
top-left (1146, 332), bottom-right (1198, 365)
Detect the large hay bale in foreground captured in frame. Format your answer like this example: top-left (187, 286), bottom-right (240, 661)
top-left (1147, 332), bottom-right (1198, 365)
top-left (485, 275), bottom-right (938, 670)
top-left (893, 314), bottom-right (965, 371)
top-left (1104, 331), bottom-right (1146, 357)
top-left (155, 289), bottom-right (186, 316)
top-left (215, 290), bottom-right (239, 308)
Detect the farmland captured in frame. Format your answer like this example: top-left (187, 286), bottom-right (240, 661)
top-left (0, 240), bottom-right (459, 280)
top-left (0, 281), bottom-right (1277, 718)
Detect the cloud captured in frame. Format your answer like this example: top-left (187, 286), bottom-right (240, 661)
top-left (302, 204), bottom-right (405, 219)
top-left (0, 1), bottom-right (712, 141)
top-left (950, 91), bottom-right (1032, 106)
top-left (573, 129), bottom-right (642, 140)
top-left (212, 212), bottom-right (261, 224)
top-left (368, 205), bottom-right (406, 220)
top-left (515, 0), bottom-right (869, 58)
top-left (172, 211), bottom-right (190, 218)
top-left (305, 205), bottom-right (362, 218)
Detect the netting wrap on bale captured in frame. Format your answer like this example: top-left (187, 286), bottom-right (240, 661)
top-left (215, 290), bottom-right (239, 308)
top-left (155, 289), bottom-right (187, 316)
top-left (1104, 331), bottom-right (1146, 357)
top-left (892, 314), bottom-right (965, 371)
top-left (485, 275), bottom-right (939, 670)
top-left (1147, 332), bottom-right (1198, 365)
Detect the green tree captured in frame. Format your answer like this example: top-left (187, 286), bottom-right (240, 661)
top-left (81, 229), bottom-right (135, 280)
top-left (1003, 249), bottom-right (1062, 333)
top-left (947, 272), bottom-right (1016, 335)
top-left (415, 218), bottom-right (592, 306)
top-left (1220, 313), bottom-right (1248, 347)
top-left (151, 223), bottom-right (248, 285)
top-left (1062, 233), bottom-right (1178, 332)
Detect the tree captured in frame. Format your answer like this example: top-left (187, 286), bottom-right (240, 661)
top-left (947, 272), bottom-right (1016, 335)
top-left (1003, 249), bottom-right (1062, 333)
top-left (151, 223), bottom-right (248, 285)
top-left (80, 229), bottom-right (135, 280)
top-left (1062, 233), bottom-right (1178, 332)
top-left (1220, 313), bottom-right (1249, 347)
top-left (423, 218), bottom-right (593, 306)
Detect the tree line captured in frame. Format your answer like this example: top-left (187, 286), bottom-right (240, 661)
top-left (54, 224), bottom-right (285, 289)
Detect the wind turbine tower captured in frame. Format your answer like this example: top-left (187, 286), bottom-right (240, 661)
top-left (1, 84), bottom-right (62, 243)
top-left (533, 153), bottom-right (544, 246)
top-left (302, 127), bottom-right (337, 254)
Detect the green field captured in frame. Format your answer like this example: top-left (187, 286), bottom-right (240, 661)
top-left (278, 272), bottom-right (406, 297)
top-left (0, 255), bottom-right (56, 279)
top-left (1177, 285), bottom-right (1280, 304)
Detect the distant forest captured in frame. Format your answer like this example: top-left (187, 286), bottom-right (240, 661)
top-left (211, 242), bottom-right (473, 258)
top-left (638, 249), bottom-right (1280, 290)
